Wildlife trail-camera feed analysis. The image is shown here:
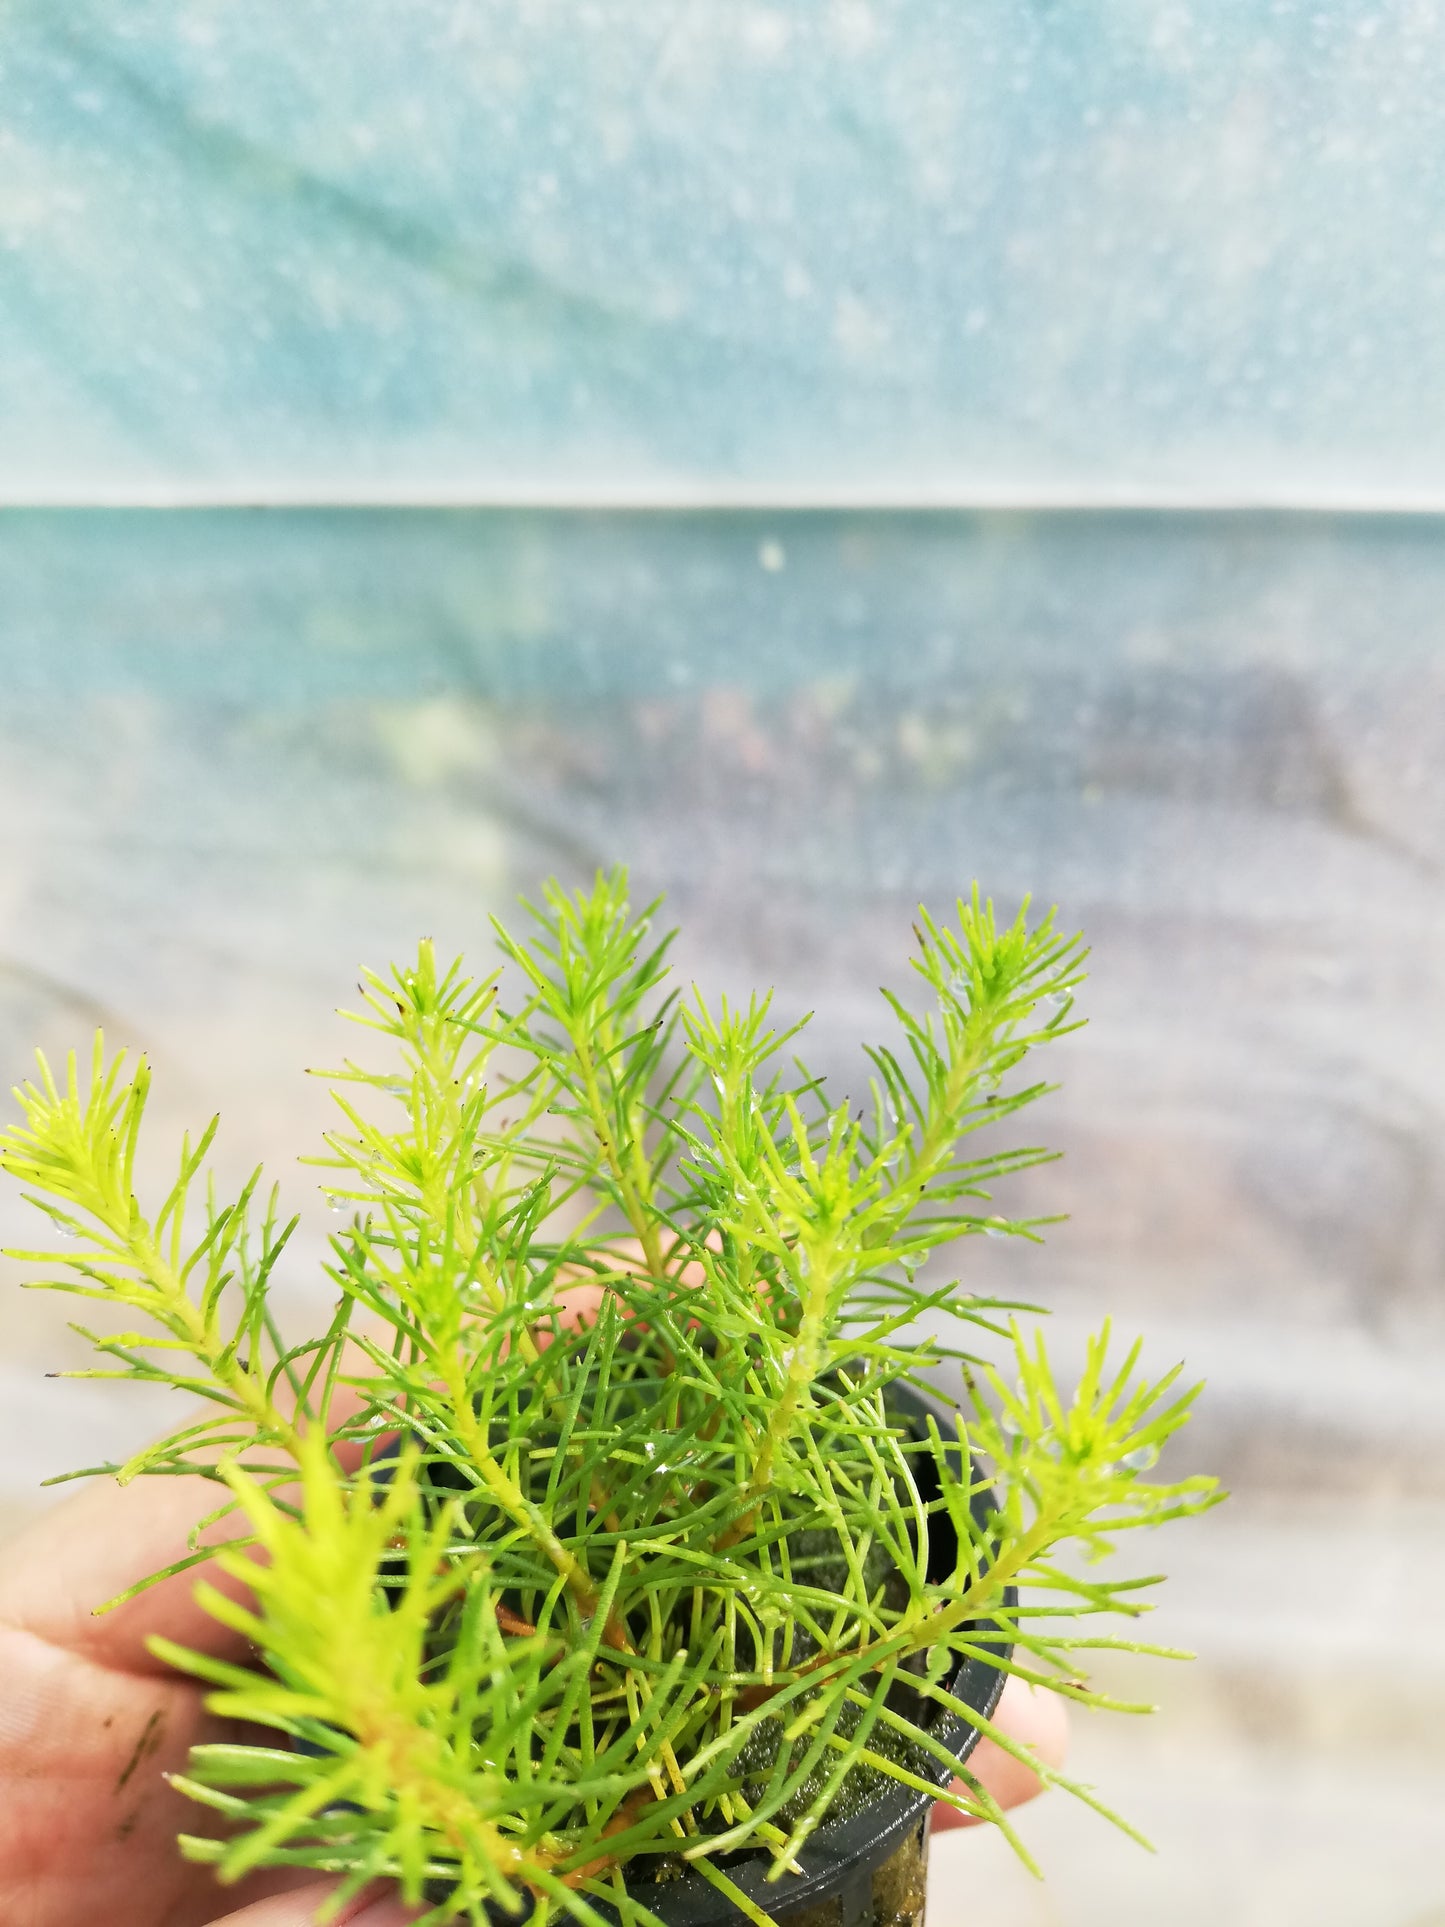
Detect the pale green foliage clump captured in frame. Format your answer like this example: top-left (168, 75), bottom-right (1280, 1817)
top-left (0, 873), bottom-right (1219, 1927)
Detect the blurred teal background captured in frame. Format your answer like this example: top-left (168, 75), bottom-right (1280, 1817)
top-left (5, 0), bottom-right (1445, 498)
top-left (3, 5), bottom-right (1445, 1924)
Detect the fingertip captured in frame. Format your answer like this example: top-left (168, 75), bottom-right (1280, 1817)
top-left (997, 1676), bottom-right (1070, 1771)
top-left (931, 1678), bottom-right (1070, 1832)
top-left (553, 1281), bottom-right (608, 1330)
top-left (205, 1879), bottom-right (424, 1925)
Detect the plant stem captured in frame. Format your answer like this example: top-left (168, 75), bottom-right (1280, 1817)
top-left (433, 1348), bottom-right (609, 1629)
top-left (127, 1226), bottom-right (303, 1462)
top-left (410, 1000), bottom-right (548, 1373)
top-left (571, 1028), bottom-right (665, 1279)
top-left (715, 1235), bottom-right (840, 1552)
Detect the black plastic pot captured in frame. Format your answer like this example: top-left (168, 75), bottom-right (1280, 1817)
top-left (593, 1380), bottom-right (1012, 1927)
top-left (305, 1383), bottom-right (1011, 1927)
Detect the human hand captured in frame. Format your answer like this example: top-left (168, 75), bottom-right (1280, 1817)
top-left (0, 1452), bottom-right (1065, 1927)
top-left (0, 1267), bottom-right (1065, 1926)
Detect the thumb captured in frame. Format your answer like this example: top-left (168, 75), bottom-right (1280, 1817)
top-left (930, 1677), bottom-right (1070, 1833)
top-left (207, 1879), bottom-right (423, 1926)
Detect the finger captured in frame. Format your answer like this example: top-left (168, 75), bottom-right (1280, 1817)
top-left (931, 1677), bottom-right (1069, 1832)
top-left (0, 1242), bottom-right (684, 1663)
top-left (0, 1255), bottom-right (654, 1672)
top-left (0, 1363), bottom-right (380, 1673)
top-left (0, 1257), bottom-right (626, 1672)
top-left (0, 1464), bottom-right (261, 1670)
top-left (206, 1880), bottom-right (422, 1926)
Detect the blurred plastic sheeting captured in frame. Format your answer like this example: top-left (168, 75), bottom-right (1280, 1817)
top-left (4, 1), bottom-right (1445, 498)
top-left (2, 506), bottom-right (1444, 1475)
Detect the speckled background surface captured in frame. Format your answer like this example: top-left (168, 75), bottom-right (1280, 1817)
top-left (6, 2), bottom-right (1445, 502)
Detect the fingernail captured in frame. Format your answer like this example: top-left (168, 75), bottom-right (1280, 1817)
top-left (335, 1892), bottom-right (420, 1927)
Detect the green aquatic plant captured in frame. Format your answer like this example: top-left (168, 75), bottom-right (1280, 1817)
top-left (0, 871), bottom-right (1218, 1926)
